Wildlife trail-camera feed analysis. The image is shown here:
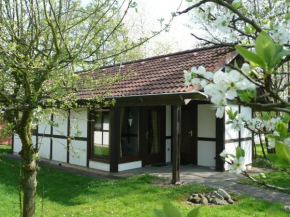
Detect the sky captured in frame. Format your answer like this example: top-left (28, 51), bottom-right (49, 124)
top-left (126, 0), bottom-right (197, 51)
top-left (81, 0), bottom-right (198, 55)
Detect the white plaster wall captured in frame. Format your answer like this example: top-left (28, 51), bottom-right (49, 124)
top-left (224, 142), bottom-right (239, 170)
top-left (13, 135), bottom-right (22, 153)
top-left (118, 161), bottom-right (142, 171)
top-left (197, 141), bottom-right (216, 167)
top-left (225, 105), bottom-right (239, 140)
top-left (241, 140), bottom-right (252, 165)
top-left (38, 137), bottom-right (51, 159)
top-left (38, 114), bottom-right (51, 135)
top-left (89, 160), bottom-right (110, 171)
top-left (165, 139), bottom-right (171, 163)
top-left (69, 140), bottom-right (87, 167)
top-left (32, 136), bottom-right (37, 146)
top-left (70, 109), bottom-right (87, 138)
top-left (166, 106), bottom-right (171, 136)
top-left (198, 104), bottom-right (216, 138)
top-left (52, 138), bottom-right (67, 162)
top-left (13, 135), bottom-right (41, 154)
top-left (240, 106), bottom-right (252, 138)
top-left (53, 110), bottom-right (68, 136)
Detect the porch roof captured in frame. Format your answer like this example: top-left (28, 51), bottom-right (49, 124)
top-left (77, 45), bottom-right (237, 100)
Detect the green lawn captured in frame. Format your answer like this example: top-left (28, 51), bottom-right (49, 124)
top-left (241, 170), bottom-right (290, 194)
top-left (241, 143), bottom-right (290, 193)
top-left (0, 145), bottom-right (289, 217)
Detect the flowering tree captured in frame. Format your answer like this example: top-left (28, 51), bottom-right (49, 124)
top-left (180, 0), bottom-right (290, 189)
top-left (0, 0), bottom-right (172, 216)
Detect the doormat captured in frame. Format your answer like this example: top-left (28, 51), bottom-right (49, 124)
top-left (151, 163), bottom-right (168, 167)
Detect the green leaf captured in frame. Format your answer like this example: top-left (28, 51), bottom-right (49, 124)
top-left (285, 12), bottom-right (290, 20)
top-left (186, 0), bottom-right (193, 2)
top-left (235, 46), bottom-right (266, 69)
top-left (234, 60), bottom-right (239, 68)
top-left (187, 206), bottom-right (201, 217)
top-left (236, 146), bottom-right (245, 159)
top-left (275, 50), bottom-right (290, 59)
top-left (276, 122), bottom-right (288, 138)
top-left (163, 203), bottom-right (182, 217)
top-left (274, 141), bottom-right (290, 168)
top-left (282, 113), bottom-right (290, 123)
top-left (267, 154), bottom-right (278, 163)
top-left (255, 32), bottom-right (275, 68)
top-left (244, 26), bottom-right (251, 34)
top-left (154, 209), bottom-right (166, 217)
top-left (237, 90), bottom-right (251, 103)
top-left (271, 44), bottom-right (284, 67)
top-left (232, 2), bottom-right (241, 9)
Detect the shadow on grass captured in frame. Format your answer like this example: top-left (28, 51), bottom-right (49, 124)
top-left (0, 146), bottom-right (211, 208)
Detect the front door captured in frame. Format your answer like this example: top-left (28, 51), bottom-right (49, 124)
top-left (144, 107), bottom-right (165, 165)
top-left (180, 105), bottom-right (197, 164)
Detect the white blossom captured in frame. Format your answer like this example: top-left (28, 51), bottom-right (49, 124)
top-left (220, 150), bottom-right (229, 158)
top-left (231, 118), bottom-right (244, 131)
top-left (241, 63), bottom-right (251, 74)
top-left (268, 138), bottom-right (276, 149)
top-left (190, 66), bottom-right (213, 87)
top-left (229, 157), bottom-right (247, 174)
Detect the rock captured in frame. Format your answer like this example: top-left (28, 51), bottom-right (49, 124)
top-left (217, 189), bottom-right (231, 200)
top-left (188, 196), bottom-right (194, 201)
top-left (212, 198), bottom-right (228, 205)
top-left (227, 198), bottom-right (234, 204)
top-left (213, 191), bottom-right (224, 200)
top-left (190, 195), bottom-right (201, 203)
top-left (200, 196), bottom-right (208, 205)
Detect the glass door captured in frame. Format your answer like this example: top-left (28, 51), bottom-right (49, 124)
top-left (144, 107), bottom-right (165, 165)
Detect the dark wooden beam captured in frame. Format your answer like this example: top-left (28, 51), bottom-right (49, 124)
top-left (50, 114), bottom-right (53, 160)
top-left (109, 107), bottom-right (121, 172)
top-left (216, 115), bottom-right (225, 172)
top-left (67, 110), bottom-right (70, 164)
top-left (172, 105), bottom-right (181, 184)
top-left (87, 109), bottom-right (91, 168)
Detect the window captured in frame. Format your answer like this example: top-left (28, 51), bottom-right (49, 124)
top-left (92, 110), bottom-right (109, 158)
top-left (120, 107), bottom-right (139, 158)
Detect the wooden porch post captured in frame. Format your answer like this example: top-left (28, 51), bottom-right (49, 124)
top-left (216, 115), bottom-right (225, 172)
top-left (109, 107), bottom-right (120, 172)
top-left (172, 105), bottom-right (181, 184)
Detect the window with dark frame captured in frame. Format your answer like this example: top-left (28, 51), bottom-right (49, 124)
top-left (92, 110), bottom-right (109, 158)
top-left (120, 107), bottom-right (140, 158)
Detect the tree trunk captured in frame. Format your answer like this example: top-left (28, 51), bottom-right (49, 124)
top-left (258, 134), bottom-right (267, 158)
top-left (18, 110), bottom-right (39, 217)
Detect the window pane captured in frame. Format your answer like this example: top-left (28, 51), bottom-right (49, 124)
top-left (94, 131), bottom-right (102, 144)
top-left (103, 132), bottom-right (109, 145)
top-left (147, 109), bottom-right (160, 154)
top-left (121, 107), bottom-right (139, 157)
top-left (103, 114), bottom-right (109, 130)
top-left (93, 110), bottom-right (109, 158)
top-left (94, 112), bottom-right (102, 131)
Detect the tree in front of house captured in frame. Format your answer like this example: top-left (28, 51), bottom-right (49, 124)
top-left (0, 0), bottom-right (170, 216)
top-left (180, 0), bottom-right (290, 189)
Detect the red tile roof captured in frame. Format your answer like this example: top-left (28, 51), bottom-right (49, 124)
top-left (78, 46), bottom-right (237, 99)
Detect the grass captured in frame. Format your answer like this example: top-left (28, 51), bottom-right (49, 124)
top-left (0, 145), bottom-right (289, 217)
top-left (241, 143), bottom-right (290, 193)
top-left (241, 170), bottom-right (290, 194)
